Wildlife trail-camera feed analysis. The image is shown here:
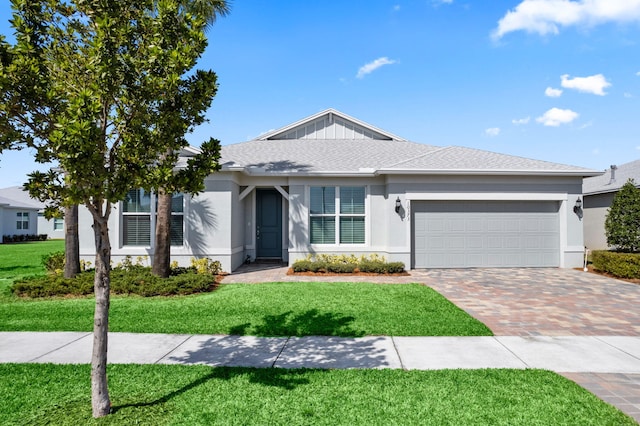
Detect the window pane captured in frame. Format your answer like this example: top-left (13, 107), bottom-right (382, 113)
top-left (340, 187), bottom-right (365, 214)
top-left (340, 217), bottom-right (365, 244)
top-left (123, 216), bottom-right (150, 246)
top-left (310, 217), bottom-right (335, 244)
top-left (171, 193), bottom-right (184, 213)
top-left (310, 187), bottom-right (335, 214)
top-left (123, 189), bottom-right (151, 213)
top-left (53, 218), bottom-right (64, 231)
top-left (170, 215), bottom-right (184, 246)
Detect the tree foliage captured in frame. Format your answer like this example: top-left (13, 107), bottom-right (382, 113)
top-left (0, 0), bottom-right (219, 417)
top-left (605, 179), bottom-right (640, 252)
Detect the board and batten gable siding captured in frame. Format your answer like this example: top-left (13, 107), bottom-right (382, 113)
top-left (272, 116), bottom-right (391, 141)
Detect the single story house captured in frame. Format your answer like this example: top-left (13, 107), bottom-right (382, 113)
top-left (583, 160), bottom-right (640, 250)
top-left (0, 194), bottom-right (40, 242)
top-left (78, 109), bottom-right (601, 271)
top-left (0, 186), bottom-right (65, 240)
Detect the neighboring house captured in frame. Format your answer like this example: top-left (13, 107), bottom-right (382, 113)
top-left (0, 194), bottom-right (40, 242)
top-left (0, 186), bottom-right (65, 240)
top-left (78, 109), bottom-right (601, 271)
top-left (583, 160), bottom-right (640, 250)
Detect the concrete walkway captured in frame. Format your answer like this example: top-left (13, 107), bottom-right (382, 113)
top-left (3, 332), bottom-right (640, 373)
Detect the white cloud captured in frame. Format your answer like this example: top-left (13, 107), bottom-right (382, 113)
top-left (393, 4), bottom-right (400, 11)
top-left (536, 107), bottom-right (579, 126)
top-left (512, 116), bottom-right (531, 125)
top-left (625, 92), bottom-right (633, 98)
top-left (492, 0), bottom-right (640, 40)
top-left (636, 145), bottom-right (640, 150)
top-left (356, 57), bottom-right (397, 79)
top-left (636, 71), bottom-right (640, 76)
top-left (592, 148), bottom-right (600, 155)
top-left (485, 127), bottom-right (501, 137)
top-left (561, 73), bottom-right (611, 95)
top-left (432, 0), bottom-right (453, 5)
top-left (545, 87), bottom-right (563, 97)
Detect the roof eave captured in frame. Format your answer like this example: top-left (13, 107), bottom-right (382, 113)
top-left (377, 168), bottom-right (603, 177)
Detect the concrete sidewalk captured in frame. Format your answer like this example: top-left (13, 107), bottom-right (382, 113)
top-left (3, 331), bottom-right (640, 373)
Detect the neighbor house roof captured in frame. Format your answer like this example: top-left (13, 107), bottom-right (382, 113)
top-left (0, 194), bottom-right (41, 210)
top-left (583, 159), bottom-right (640, 195)
top-left (218, 109), bottom-right (601, 177)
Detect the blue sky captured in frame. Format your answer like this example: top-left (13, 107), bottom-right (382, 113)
top-left (2, 0), bottom-right (640, 186)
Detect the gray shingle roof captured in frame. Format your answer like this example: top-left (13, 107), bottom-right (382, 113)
top-left (382, 146), bottom-right (594, 173)
top-left (220, 139), bottom-right (442, 173)
top-left (217, 109), bottom-right (600, 177)
top-left (583, 159), bottom-right (640, 195)
top-left (0, 187), bottom-right (44, 209)
top-left (220, 139), bottom-right (598, 176)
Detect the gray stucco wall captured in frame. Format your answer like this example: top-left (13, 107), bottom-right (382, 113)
top-left (1, 207), bottom-right (39, 238)
top-left (583, 192), bottom-right (614, 250)
top-left (76, 172), bottom-right (589, 271)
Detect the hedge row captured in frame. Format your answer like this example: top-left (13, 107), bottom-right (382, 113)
top-left (292, 259), bottom-right (405, 274)
top-left (2, 234), bottom-right (48, 243)
top-left (591, 251), bottom-right (640, 279)
top-left (12, 267), bottom-right (216, 298)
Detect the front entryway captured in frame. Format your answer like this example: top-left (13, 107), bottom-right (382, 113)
top-left (256, 189), bottom-right (282, 259)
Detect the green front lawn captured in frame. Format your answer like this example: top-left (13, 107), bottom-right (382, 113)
top-left (0, 282), bottom-right (491, 336)
top-left (2, 364), bottom-right (633, 425)
top-left (0, 240), bottom-right (64, 288)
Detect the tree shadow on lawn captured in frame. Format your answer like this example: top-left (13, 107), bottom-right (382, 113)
top-left (112, 310), bottom-right (393, 413)
top-left (228, 308), bottom-right (365, 337)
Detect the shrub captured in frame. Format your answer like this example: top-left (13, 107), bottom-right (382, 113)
top-left (291, 254), bottom-right (405, 274)
top-left (42, 251), bottom-right (65, 274)
top-left (327, 262), bottom-right (357, 273)
top-left (605, 179), bottom-right (640, 252)
top-left (383, 262), bottom-right (406, 274)
top-left (11, 267), bottom-right (216, 298)
top-left (292, 260), bottom-right (313, 272)
top-left (358, 260), bottom-right (387, 274)
top-left (191, 257), bottom-right (223, 275)
top-left (592, 250), bottom-right (640, 279)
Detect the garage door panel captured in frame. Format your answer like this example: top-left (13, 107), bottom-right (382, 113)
top-left (413, 201), bottom-right (559, 268)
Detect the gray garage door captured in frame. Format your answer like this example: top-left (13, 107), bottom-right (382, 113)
top-left (412, 201), bottom-right (560, 268)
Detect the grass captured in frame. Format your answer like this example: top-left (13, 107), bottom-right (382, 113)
top-left (0, 240), bottom-right (64, 292)
top-left (1, 364), bottom-right (634, 425)
top-left (0, 282), bottom-right (491, 336)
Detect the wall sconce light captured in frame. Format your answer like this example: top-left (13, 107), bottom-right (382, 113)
top-left (573, 197), bottom-right (583, 219)
top-left (395, 197), bottom-right (402, 214)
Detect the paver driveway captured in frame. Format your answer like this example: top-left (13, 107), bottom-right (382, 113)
top-left (412, 268), bottom-right (640, 336)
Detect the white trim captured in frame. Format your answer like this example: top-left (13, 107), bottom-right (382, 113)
top-left (239, 185), bottom-right (255, 201)
top-left (406, 193), bottom-right (568, 201)
top-left (274, 185), bottom-right (289, 201)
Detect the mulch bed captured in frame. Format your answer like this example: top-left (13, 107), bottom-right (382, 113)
top-left (286, 268), bottom-right (410, 277)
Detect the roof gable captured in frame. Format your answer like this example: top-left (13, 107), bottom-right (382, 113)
top-left (257, 109), bottom-right (406, 141)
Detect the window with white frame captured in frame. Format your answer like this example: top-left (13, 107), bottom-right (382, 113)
top-left (122, 189), bottom-right (152, 246)
top-left (53, 218), bottom-right (64, 231)
top-left (309, 186), bottom-right (365, 244)
top-left (16, 212), bottom-right (29, 230)
top-left (121, 190), bottom-right (185, 247)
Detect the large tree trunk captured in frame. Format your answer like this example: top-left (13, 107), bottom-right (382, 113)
top-left (91, 215), bottom-right (111, 418)
top-left (64, 205), bottom-right (80, 278)
top-left (152, 189), bottom-right (172, 278)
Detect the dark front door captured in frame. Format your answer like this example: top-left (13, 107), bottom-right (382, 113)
top-left (256, 189), bottom-right (282, 258)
